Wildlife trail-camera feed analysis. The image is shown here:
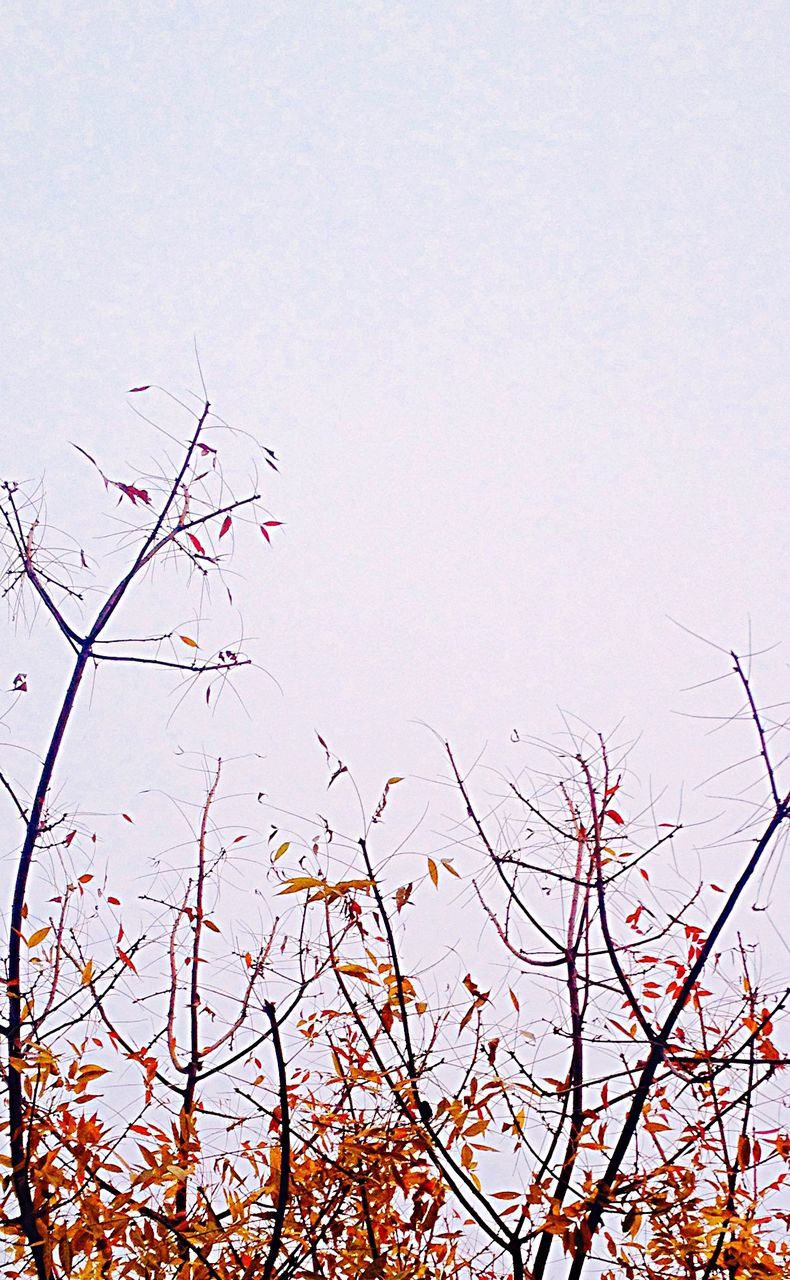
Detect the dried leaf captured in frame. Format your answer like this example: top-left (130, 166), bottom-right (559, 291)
top-left (78, 1064), bottom-right (109, 1084)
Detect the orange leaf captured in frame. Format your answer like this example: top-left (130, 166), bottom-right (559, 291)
top-left (27, 926), bottom-right (51, 949)
top-left (427, 858), bottom-right (438, 887)
top-left (77, 1063), bottom-right (108, 1084)
top-left (118, 948), bottom-right (138, 974)
top-left (180, 635), bottom-right (198, 648)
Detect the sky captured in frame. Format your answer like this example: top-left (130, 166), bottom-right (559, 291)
top-left (1, 3), bottom-right (788, 953)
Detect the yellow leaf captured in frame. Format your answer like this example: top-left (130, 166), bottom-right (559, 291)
top-left (427, 858), bottom-right (438, 887)
top-left (465, 1119), bottom-right (489, 1137)
top-left (179, 634), bottom-right (198, 648)
top-left (387, 777), bottom-right (403, 786)
top-left (337, 964), bottom-right (376, 983)
top-left (276, 876), bottom-right (325, 895)
top-left (77, 1063), bottom-right (108, 1084)
top-left (273, 841), bottom-right (290, 861)
top-left (81, 959), bottom-right (94, 986)
top-left (27, 926), bottom-right (51, 949)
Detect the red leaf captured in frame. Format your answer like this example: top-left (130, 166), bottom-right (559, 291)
top-left (219, 514), bottom-right (232, 539)
top-left (107, 897), bottom-right (121, 906)
top-left (117, 483), bottom-right (151, 506)
top-left (64, 831), bottom-right (77, 846)
top-left (605, 809), bottom-right (624, 825)
top-left (127, 385), bottom-right (150, 393)
top-left (118, 948), bottom-right (138, 975)
top-left (122, 813), bottom-right (133, 823)
top-left (187, 532), bottom-right (205, 555)
top-left (260, 520), bottom-right (283, 544)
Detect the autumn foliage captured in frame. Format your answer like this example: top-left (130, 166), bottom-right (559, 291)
top-left (1, 390), bottom-right (788, 1279)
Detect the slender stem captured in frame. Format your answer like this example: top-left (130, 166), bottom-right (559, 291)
top-left (261, 1001), bottom-right (291, 1280)
top-left (174, 764), bottom-right (221, 1251)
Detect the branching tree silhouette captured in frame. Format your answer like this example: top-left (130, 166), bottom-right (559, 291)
top-left (0, 392), bottom-right (285, 1277)
top-left (1, 386), bottom-right (787, 1280)
top-left (299, 670), bottom-right (789, 1280)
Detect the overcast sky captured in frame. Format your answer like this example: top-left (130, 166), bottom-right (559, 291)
top-left (2, 4), bottom-right (788, 951)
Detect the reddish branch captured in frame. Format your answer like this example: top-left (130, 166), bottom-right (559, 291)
top-left (565, 790), bottom-right (788, 1280)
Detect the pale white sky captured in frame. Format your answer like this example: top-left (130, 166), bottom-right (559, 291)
top-left (1, 3), bottom-right (788, 942)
